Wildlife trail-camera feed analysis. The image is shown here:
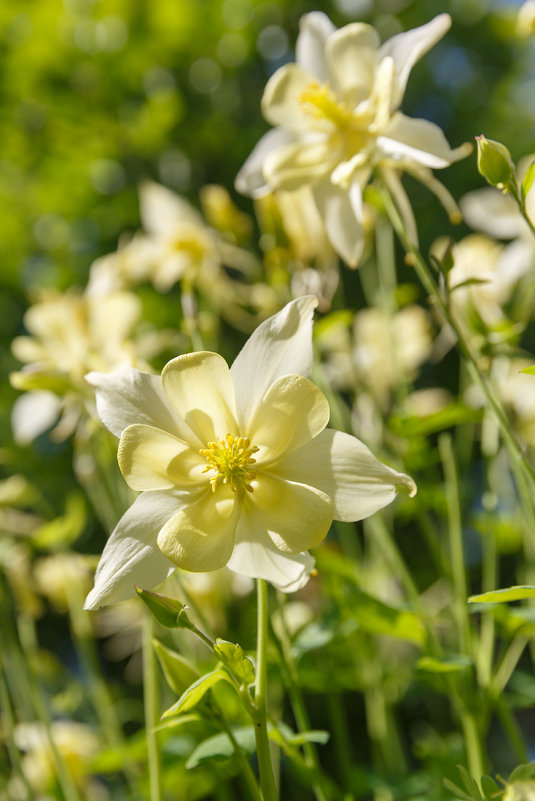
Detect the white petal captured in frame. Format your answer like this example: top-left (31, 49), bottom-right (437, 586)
top-left (11, 391), bottom-right (60, 445)
top-left (161, 352), bottom-right (238, 444)
top-left (325, 23), bottom-right (379, 106)
top-left (275, 428), bottom-right (416, 522)
top-left (157, 487), bottom-right (239, 572)
top-left (460, 188), bottom-right (526, 239)
top-left (84, 490), bottom-right (186, 609)
top-left (139, 182), bottom-right (202, 236)
top-left (118, 425), bottom-right (203, 491)
top-left (261, 64), bottom-right (318, 130)
top-left (296, 12), bottom-right (336, 82)
top-left (86, 367), bottom-right (195, 443)
top-left (379, 14), bottom-right (451, 109)
top-left (263, 139), bottom-right (337, 192)
top-left (377, 114), bottom-right (460, 169)
top-left (235, 129), bottom-right (295, 198)
top-left (229, 505), bottom-right (315, 591)
top-left (231, 296), bottom-right (318, 430)
top-left (312, 180), bottom-right (367, 267)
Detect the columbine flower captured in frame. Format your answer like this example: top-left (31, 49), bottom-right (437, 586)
top-left (10, 289), bottom-right (144, 444)
top-left (84, 296), bottom-right (415, 608)
top-left (236, 12), bottom-right (470, 266)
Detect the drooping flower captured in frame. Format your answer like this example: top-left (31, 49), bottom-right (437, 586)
top-left (84, 296), bottom-right (416, 608)
top-left (236, 12), bottom-right (470, 265)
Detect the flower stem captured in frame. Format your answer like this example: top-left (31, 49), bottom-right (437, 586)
top-left (254, 579), bottom-right (279, 801)
top-left (143, 614), bottom-right (163, 801)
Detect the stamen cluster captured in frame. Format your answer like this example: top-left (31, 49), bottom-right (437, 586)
top-left (200, 433), bottom-right (259, 494)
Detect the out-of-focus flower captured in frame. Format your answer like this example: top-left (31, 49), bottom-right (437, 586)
top-left (12, 721), bottom-right (105, 801)
top-left (517, 0), bottom-right (535, 36)
top-left (84, 297), bottom-right (415, 608)
top-left (460, 155), bottom-right (535, 286)
top-left (88, 182), bottom-right (276, 331)
top-left (34, 553), bottom-right (93, 612)
top-left (10, 289), bottom-right (147, 444)
top-left (236, 12), bottom-right (470, 265)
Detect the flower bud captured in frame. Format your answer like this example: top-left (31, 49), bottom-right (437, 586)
top-left (476, 135), bottom-right (515, 190)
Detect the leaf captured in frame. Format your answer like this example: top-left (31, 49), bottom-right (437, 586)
top-left (521, 160), bottom-right (535, 202)
top-left (135, 587), bottom-right (196, 629)
top-left (153, 640), bottom-right (200, 695)
top-left (162, 670), bottom-right (233, 719)
top-left (469, 586), bottom-right (535, 604)
top-left (213, 639), bottom-right (255, 685)
top-left (417, 655), bottom-right (472, 674)
top-left (450, 278), bottom-right (491, 292)
top-left (284, 729), bottom-right (330, 747)
top-left (520, 364), bottom-right (535, 376)
top-left (30, 493), bottom-right (86, 550)
top-left (186, 726), bottom-right (257, 769)
top-left (481, 775), bottom-right (501, 798)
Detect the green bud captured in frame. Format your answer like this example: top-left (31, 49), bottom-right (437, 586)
top-left (476, 135), bottom-right (515, 190)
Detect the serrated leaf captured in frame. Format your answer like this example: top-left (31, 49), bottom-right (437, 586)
top-left (469, 586), bottom-right (535, 604)
top-left (522, 160), bottom-right (535, 202)
top-left (417, 655), bottom-right (472, 674)
top-left (457, 764), bottom-right (485, 800)
top-left (135, 587), bottom-right (194, 629)
top-left (162, 670), bottom-right (233, 719)
top-left (186, 726), bottom-right (257, 769)
top-left (153, 640), bottom-right (200, 696)
top-left (213, 639), bottom-right (255, 685)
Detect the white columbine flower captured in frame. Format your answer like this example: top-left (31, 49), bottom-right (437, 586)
top-left (84, 297), bottom-right (415, 608)
top-left (236, 12), bottom-right (470, 266)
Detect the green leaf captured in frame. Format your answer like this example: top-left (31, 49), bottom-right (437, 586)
top-left (213, 639), bottom-right (255, 685)
top-left (135, 587), bottom-right (195, 629)
top-left (417, 655), bottom-right (472, 674)
top-left (153, 640), bottom-right (200, 696)
top-left (162, 670), bottom-right (233, 719)
top-left (520, 364), bottom-right (535, 376)
top-left (186, 726), bottom-right (257, 769)
top-left (480, 775), bottom-right (501, 798)
top-left (284, 729), bottom-right (330, 747)
top-left (469, 586), bottom-right (535, 604)
top-left (522, 160), bottom-right (535, 202)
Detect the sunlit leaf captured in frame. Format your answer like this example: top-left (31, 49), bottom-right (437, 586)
top-left (162, 670), bottom-right (233, 719)
top-left (186, 726), bottom-right (257, 769)
top-left (213, 639), bottom-right (255, 685)
top-left (153, 640), bottom-right (200, 695)
top-left (469, 586), bottom-right (535, 604)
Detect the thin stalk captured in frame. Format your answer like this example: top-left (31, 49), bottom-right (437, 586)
top-left (459, 709), bottom-right (484, 781)
top-left (143, 615), bottom-right (163, 801)
top-left (381, 187), bottom-right (535, 491)
top-left (254, 579), bottom-right (278, 801)
top-left (218, 713), bottom-right (264, 801)
top-left (0, 665), bottom-right (35, 801)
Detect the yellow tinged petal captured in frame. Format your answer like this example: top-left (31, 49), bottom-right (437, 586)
top-left (157, 488), bottom-right (240, 572)
top-left (161, 352), bottom-right (238, 445)
top-left (249, 374), bottom-right (330, 462)
top-left (118, 424), bottom-right (203, 491)
top-left (248, 474), bottom-right (333, 553)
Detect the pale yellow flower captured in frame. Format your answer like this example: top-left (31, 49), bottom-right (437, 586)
top-left (237, 12), bottom-right (469, 265)
top-left (84, 297), bottom-right (415, 606)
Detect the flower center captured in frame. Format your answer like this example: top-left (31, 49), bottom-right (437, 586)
top-left (299, 81), bottom-right (355, 128)
top-left (199, 433), bottom-right (259, 494)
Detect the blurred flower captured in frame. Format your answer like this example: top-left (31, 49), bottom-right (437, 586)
top-left (10, 289), bottom-right (146, 444)
top-left (236, 12), bottom-right (470, 265)
top-left (517, 0), bottom-right (535, 36)
top-left (84, 296), bottom-right (415, 608)
top-left (12, 720), bottom-right (105, 801)
top-left (88, 182), bottom-right (276, 331)
top-left (34, 553), bottom-right (93, 612)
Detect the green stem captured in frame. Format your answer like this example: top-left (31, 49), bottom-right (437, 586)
top-left (381, 187), bottom-right (535, 492)
top-left (218, 713), bottom-right (264, 801)
top-left (143, 615), bottom-right (163, 801)
top-left (254, 579), bottom-right (278, 801)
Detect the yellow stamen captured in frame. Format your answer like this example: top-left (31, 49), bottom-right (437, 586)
top-left (298, 81), bottom-right (354, 128)
top-left (199, 433), bottom-right (259, 494)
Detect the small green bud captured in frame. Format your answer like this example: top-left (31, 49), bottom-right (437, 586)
top-left (475, 135), bottom-right (515, 190)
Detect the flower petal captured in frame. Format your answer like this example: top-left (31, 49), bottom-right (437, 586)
top-left (460, 188), bottom-right (525, 239)
top-left (157, 487), bottom-right (239, 572)
top-left (261, 63), bottom-right (319, 130)
top-left (377, 113), bottom-right (461, 169)
top-left (235, 129), bottom-right (295, 198)
top-left (379, 14), bottom-right (451, 109)
top-left (11, 391), bottom-right (61, 446)
top-left (263, 139), bottom-right (337, 192)
top-left (325, 23), bottom-right (379, 106)
top-left (231, 296), bottom-right (318, 429)
top-left (139, 181), bottom-right (202, 236)
top-left (249, 474), bottom-right (333, 553)
top-left (86, 367), bottom-right (194, 442)
top-left (118, 424), bottom-right (204, 491)
top-left (249, 374), bottom-right (329, 462)
top-left (312, 179), bottom-right (367, 267)
top-left (161, 352), bottom-right (238, 444)
top-left (275, 428), bottom-right (416, 521)
top-left (84, 490), bottom-right (186, 609)
top-left (296, 11), bottom-right (336, 81)
top-left (229, 506), bottom-right (316, 591)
